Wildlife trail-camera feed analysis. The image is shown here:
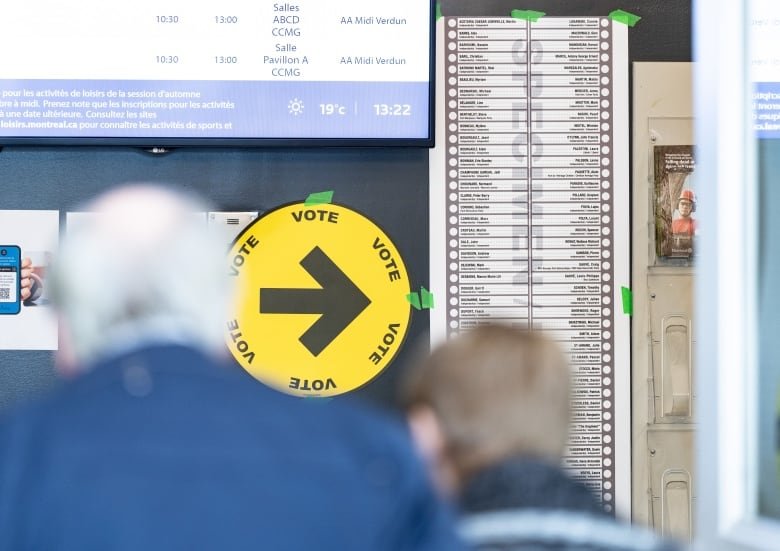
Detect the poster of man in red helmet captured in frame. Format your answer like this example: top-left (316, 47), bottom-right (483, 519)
top-left (654, 145), bottom-right (696, 259)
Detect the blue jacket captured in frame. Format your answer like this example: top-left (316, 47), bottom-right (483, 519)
top-left (0, 345), bottom-right (462, 551)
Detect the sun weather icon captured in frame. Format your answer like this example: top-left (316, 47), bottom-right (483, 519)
top-left (288, 98), bottom-right (304, 116)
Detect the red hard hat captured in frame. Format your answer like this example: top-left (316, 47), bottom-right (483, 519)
top-left (679, 189), bottom-right (696, 203)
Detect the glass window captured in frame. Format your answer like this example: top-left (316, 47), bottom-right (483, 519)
top-left (751, 0), bottom-right (780, 521)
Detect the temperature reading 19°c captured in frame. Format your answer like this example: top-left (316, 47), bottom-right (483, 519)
top-left (320, 103), bottom-right (347, 116)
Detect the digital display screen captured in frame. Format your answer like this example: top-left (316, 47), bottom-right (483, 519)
top-left (0, 1), bottom-right (434, 146)
top-left (751, 0), bottom-right (780, 138)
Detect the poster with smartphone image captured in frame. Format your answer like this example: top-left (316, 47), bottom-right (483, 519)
top-left (0, 211), bottom-right (59, 350)
top-left (0, 246), bottom-right (21, 315)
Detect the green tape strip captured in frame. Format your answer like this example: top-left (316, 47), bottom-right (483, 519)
top-left (510, 9), bottom-right (546, 22)
top-left (608, 9), bottom-right (641, 27)
top-left (304, 191), bottom-right (334, 206)
top-left (421, 287), bottom-right (434, 309)
top-left (436, 2), bottom-right (443, 21)
top-left (621, 286), bottom-right (633, 316)
top-left (406, 292), bottom-right (422, 310)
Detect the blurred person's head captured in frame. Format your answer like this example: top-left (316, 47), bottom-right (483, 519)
top-left (402, 325), bottom-right (571, 496)
top-left (53, 184), bottom-right (231, 373)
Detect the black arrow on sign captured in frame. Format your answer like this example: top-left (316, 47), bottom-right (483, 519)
top-left (259, 246), bottom-right (371, 357)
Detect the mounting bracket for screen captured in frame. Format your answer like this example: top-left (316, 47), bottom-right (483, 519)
top-left (141, 147), bottom-right (174, 155)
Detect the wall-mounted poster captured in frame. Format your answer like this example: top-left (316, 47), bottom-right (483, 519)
top-left (0, 210), bottom-right (59, 350)
top-left (654, 146), bottom-right (696, 259)
top-left (208, 212), bottom-right (259, 249)
top-left (68, 211), bottom-right (259, 251)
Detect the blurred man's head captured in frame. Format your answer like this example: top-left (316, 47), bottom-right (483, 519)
top-left (402, 325), bottom-right (571, 495)
top-left (53, 184), bottom-right (231, 372)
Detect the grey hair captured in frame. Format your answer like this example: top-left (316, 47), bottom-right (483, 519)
top-left (54, 184), bottom-right (232, 368)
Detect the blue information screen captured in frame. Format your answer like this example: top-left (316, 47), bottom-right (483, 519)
top-left (0, 1), bottom-right (433, 144)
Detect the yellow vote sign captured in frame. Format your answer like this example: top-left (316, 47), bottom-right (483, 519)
top-left (226, 202), bottom-right (411, 397)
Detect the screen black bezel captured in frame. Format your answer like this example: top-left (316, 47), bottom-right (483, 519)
top-left (0, 1), bottom-right (436, 148)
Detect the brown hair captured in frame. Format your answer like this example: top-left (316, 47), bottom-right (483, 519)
top-left (402, 325), bottom-right (571, 479)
